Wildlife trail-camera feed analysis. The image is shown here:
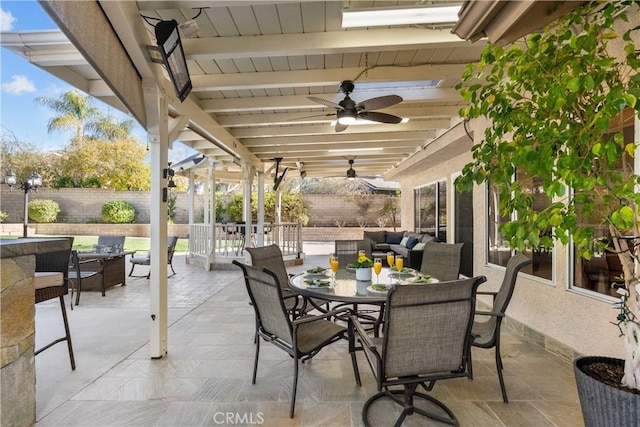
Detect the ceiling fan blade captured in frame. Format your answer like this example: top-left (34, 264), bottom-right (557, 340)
top-left (335, 122), bottom-right (349, 132)
top-left (357, 95), bottom-right (403, 112)
top-left (308, 96), bottom-right (343, 110)
top-left (359, 111), bottom-right (403, 124)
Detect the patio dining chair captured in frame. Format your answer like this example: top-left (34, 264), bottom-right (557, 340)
top-left (470, 252), bottom-right (532, 403)
top-left (232, 260), bottom-right (357, 418)
top-left (350, 276), bottom-right (486, 426)
top-left (246, 244), bottom-right (328, 318)
top-left (129, 236), bottom-right (178, 279)
top-left (420, 242), bottom-right (464, 281)
top-left (34, 237), bottom-right (76, 370)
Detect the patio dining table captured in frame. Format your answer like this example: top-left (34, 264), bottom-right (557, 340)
top-left (290, 266), bottom-right (435, 335)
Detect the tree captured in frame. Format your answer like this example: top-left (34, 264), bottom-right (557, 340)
top-left (54, 137), bottom-right (150, 190)
top-left (456, 2), bottom-right (640, 389)
top-left (35, 90), bottom-right (100, 141)
top-left (0, 129), bottom-right (57, 187)
top-left (226, 191), bottom-right (309, 225)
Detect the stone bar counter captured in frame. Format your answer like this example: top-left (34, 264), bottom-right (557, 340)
top-left (1, 237), bottom-right (72, 427)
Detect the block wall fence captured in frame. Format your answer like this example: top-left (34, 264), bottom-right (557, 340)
top-left (0, 187), bottom-right (399, 231)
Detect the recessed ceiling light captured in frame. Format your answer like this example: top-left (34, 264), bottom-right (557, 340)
top-left (342, 5), bottom-right (461, 28)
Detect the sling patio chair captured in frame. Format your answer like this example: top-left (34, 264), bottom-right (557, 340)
top-left (420, 242), bottom-right (464, 281)
top-left (129, 236), bottom-right (178, 279)
top-left (350, 276), bottom-right (486, 426)
top-left (246, 244), bottom-right (329, 318)
top-left (470, 252), bottom-right (532, 403)
top-left (232, 260), bottom-right (357, 418)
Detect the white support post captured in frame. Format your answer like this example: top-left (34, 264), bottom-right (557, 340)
top-left (143, 79), bottom-right (169, 359)
top-left (257, 171), bottom-right (265, 246)
top-left (242, 165), bottom-right (253, 251)
top-left (207, 160), bottom-right (215, 270)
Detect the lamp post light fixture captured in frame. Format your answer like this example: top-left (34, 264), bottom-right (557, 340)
top-left (17, 172), bottom-right (42, 237)
top-left (4, 170), bottom-right (17, 189)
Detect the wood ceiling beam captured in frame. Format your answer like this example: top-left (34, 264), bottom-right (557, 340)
top-left (190, 64), bottom-right (467, 92)
top-left (184, 28), bottom-right (480, 60)
top-left (200, 89), bottom-right (461, 112)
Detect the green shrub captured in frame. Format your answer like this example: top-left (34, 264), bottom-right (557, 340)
top-left (0, 211), bottom-right (8, 223)
top-left (101, 200), bottom-right (135, 223)
top-left (28, 199), bottom-right (60, 223)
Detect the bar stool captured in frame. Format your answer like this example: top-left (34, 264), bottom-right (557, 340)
top-left (34, 240), bottom-right (76, 370)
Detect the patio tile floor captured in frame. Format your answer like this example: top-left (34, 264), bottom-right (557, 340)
top-left (33, 243), bottom-right (583, 426)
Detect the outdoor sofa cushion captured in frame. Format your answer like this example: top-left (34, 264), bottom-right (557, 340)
top-left (386, 231), bottom-right (405, 244)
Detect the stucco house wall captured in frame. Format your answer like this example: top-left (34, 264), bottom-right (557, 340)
top-left (388, 119), bottom-right (623, 361)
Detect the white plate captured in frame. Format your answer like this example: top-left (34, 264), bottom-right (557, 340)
top-left (367, 285), bottom-right (390, 295)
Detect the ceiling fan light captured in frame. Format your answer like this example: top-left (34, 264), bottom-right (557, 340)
top-left (337, 109), bottom-right (357, 125)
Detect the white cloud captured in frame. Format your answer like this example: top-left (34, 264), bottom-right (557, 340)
top-left (2, 75), bottom-right (37, 94)
top-left (0, 8), bottom-right (16, 31)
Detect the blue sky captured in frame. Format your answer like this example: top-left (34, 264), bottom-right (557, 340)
top-left (0, 1), bottom-right (194, 162)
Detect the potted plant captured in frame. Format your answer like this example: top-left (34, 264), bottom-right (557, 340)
top-left (349, 252), bottom-right (374, 281)
top-left (455, 1), bottom-right (640, 424)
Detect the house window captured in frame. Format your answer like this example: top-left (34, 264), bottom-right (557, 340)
top-left (571, 108), bottom-right (636, 298)
top-left (414, 180), bottom-right (446, 240)
top-left (486, 172), bottom-right (553, 281)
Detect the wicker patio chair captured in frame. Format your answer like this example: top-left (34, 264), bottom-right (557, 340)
top-left (350, 276), bottom-right (486, 426)
top-left (34, 237), bottom-right (76, 370)
top-left (232, 260), bottom-right (357, 418)
top-left (67, 250), bottom-right (102, 307)
top-left (470, 252), bottom-right (532, 403)
top-left (420, 242), bottom-right (464, 281)
top-left (129, 236), bottom-right (178, 279)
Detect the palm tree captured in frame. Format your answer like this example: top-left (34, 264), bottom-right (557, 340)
top-left (35, 90), bottom-right (100, 140)
top-left (87, 113), bottom-right (135, 140)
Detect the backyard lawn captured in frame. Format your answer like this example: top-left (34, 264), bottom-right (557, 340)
top-left (1, 235), bottom-right (189, 253)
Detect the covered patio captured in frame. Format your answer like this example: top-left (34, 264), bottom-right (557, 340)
top-left (34, 246), bottom-right (582, 426)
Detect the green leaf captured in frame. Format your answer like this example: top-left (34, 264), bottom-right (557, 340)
top-left (567, 77), bottom-right (581, 93)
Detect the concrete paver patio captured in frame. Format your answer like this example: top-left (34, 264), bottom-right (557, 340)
top-left (33, 243), bottom-right (583, 426)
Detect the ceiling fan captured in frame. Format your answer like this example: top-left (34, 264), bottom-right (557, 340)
top-left (308, 80), bottom-right (403, 132)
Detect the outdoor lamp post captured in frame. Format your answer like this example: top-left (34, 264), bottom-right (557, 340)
top-left (4, 170), bottom-right (17, 188)
top-left (17, 172), bottom-right (42, 238)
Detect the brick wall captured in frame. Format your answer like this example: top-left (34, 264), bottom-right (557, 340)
top-left (0, 187), bottom-right (398, 228)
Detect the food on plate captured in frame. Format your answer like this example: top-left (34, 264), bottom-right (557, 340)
top-left (306, 266), bottom-right (327, 274)
top-left (304, 279), bottom-right (331, 287)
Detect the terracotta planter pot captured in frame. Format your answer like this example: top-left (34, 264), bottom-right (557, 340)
top-left (574, 356), bottom-right (640, 427)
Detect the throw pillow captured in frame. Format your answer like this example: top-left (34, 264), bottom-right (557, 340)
top-left (400, 237), bottom-right (409, 247)
top-left (386, 231), bottom-right (405, 244)
top-left (413, 242), bottom-right (426, 251)
top-left (406, 237), bottom-right (419, 249)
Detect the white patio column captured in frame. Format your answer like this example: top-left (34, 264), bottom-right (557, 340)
top-left (242, 164), bottom-right (254, 251)
top-left (143, 79), bottom-right (169, 359)
top-left (207, 160), bottom-right (216, 270)
top-left (256, 171), bottom-right (265, 246)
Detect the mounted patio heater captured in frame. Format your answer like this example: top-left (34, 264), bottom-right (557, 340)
top-left (155, 20), bottom-right (192, 102)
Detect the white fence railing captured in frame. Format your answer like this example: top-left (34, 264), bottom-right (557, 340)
top-left (188, 222), bottom-right (302, 261)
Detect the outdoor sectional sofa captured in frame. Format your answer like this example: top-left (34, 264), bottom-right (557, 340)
top-left (363, 230), bottom-right (437, 270)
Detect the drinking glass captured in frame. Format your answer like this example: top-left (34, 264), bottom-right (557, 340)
top-left (330, 254), bottom-right (339, 285)
top-left (386, 252), bottom-right (395, 269)
top-left (373, 258), bottom-right (382, 284)
top-left (395, 255), bottom-right (404, 271)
